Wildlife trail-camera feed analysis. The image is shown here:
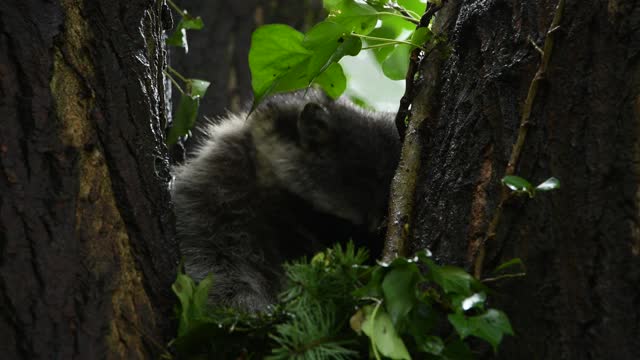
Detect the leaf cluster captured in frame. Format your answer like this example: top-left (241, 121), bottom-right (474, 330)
top-left (164, 1), bottom-right (211, 145)
top-left (169, 243), bottom-right (514, 359)
top-left (249, 0), bottom-right (437, 105)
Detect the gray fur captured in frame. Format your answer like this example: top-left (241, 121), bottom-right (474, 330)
top-left (171, 90), bottom-right (400, 312)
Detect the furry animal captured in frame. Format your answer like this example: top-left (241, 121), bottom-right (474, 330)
top-left (172, 90), bottom-right (400, 311)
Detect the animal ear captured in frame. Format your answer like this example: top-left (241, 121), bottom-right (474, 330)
top-left (297, 102), bottom-right (331, 147)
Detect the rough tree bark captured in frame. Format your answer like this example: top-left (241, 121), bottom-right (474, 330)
top-left (0, 0), bottom-right (177, 358)
top-left (410, 0), bottom-right (640, 358)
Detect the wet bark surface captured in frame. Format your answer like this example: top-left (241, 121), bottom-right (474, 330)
top-left (0, 0), bottom-right (177, 358)
top-left (412, 0), bottom-right (640, 358)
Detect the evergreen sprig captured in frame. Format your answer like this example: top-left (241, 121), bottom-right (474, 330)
top-left (169, 242), bottom-right (515, 359)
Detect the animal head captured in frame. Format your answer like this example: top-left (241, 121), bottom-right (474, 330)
top-left (251, 89), bottom-right (401, 231)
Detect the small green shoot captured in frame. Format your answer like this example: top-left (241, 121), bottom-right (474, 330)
top-left (502, 175), bottom-right (560, 198)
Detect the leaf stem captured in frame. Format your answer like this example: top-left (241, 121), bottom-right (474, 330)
top-left (163, 70), bottom-right (185, 95)
top-left (369, 300), bottom-right (383, 360)
top-left (167, 65), bottom-right (189, 83)
top-left (350, 33), bottom-right (427, 51)
top-left (385, 2), bottom-right (421, 20)
top-left (361, 43), bottom-right (395, 50)
top-left (165, 0), bottom-right (185, 16)
top-left (373, 11), bottom-right (419, 25)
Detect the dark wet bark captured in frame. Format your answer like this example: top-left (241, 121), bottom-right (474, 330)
top-left (410, 0), bottom-right (640, 358)
top-left (0, 0), bottom-right (177, 358)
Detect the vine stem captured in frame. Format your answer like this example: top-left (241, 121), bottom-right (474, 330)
top-left (165, 0), bottom-right (185, 16)
top-left (394, 0), bottom-right (446, 140)
top-left (163, 69), bottom-right (185, 95)
top-left (472, 0), bottom-right (565, 279)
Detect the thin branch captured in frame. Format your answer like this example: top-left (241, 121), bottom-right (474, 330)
top-left (394, 1), bottom-right (446, 140)
top-left (472, 0), bottom-right (565, 279)
top-left (528, 36), bottom-right (544, 55)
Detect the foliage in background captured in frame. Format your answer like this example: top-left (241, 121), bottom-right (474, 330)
top-left (249, 0), bottom-right (437, 106)
top-left (163, 0), bottom-right (436, 144)
top-left (169, 243), bottom-right (514, 359)
top-left (164, 0), bottom-right (210, 145)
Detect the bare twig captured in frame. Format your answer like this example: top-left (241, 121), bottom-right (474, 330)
top-left (472, 0), bottom-right (565, 279)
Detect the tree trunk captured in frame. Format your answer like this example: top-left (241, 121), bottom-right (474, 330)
top-left (411, 0), bottom-right (640, 358)
top-left (0, 0), bottom-right (177, 358)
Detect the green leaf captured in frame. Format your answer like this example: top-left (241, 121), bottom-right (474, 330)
top-left (187, 79), bottom-right (210, 98)
top-left (171, 271), bottom-right (214, 338)
top-left (354, 266), bottom-right (385, 298)
top-left (447, 312), bottom-right (471, 338)
top-left (249, 23), bottom-right (353, 105)
top-left (249, 24), bottom-right (312, 104)
top-left (441, 339), bottom-right (473, 360)
top-left (326, 0), bottom-right (379, 35)
top-left (382, 44), bottom-right (410, 80)
top-left (368, 27), bottom-right (402, 65)
top-left (415, 248), bottom-right (433, 262)
top-left (417, 335), bottom-right (444, 355)
top-left (448, 309), bottom-right (514, 352)
top-left (493, 258), bottom-right (525, 274)
top-left (322, 0), bottom-right (341, 10)
top-left (536, 177), bottom-right (561, 191)
top-left (303, 21), bottom-right (362, 76)
top-left (166, 17), bottom-right (204, 52)
top-left (382, 265), bottom-right (419, 326)
top-left (502, 175), bottom-right (534, 196)
top-left (172, 271), bottom-right (196, 336)
top-left (313, 62), bottom-right (347, 99)
top-left (192, 274), bottom-right (214, 318)
top-left (181, 16), bottom-right (204, 30)
top-left (426, 259), bottom-right (476, 295)
top-left (361, 305), bottom-right (411, 360)
top-left (167, 94), bottom-right (200, 145)
top-left (405, 301), bottom-right (438, 343)
top-left (398, 0), bottom-right (428, 15)
top-left (166, 26), bottom-right (188, 49)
